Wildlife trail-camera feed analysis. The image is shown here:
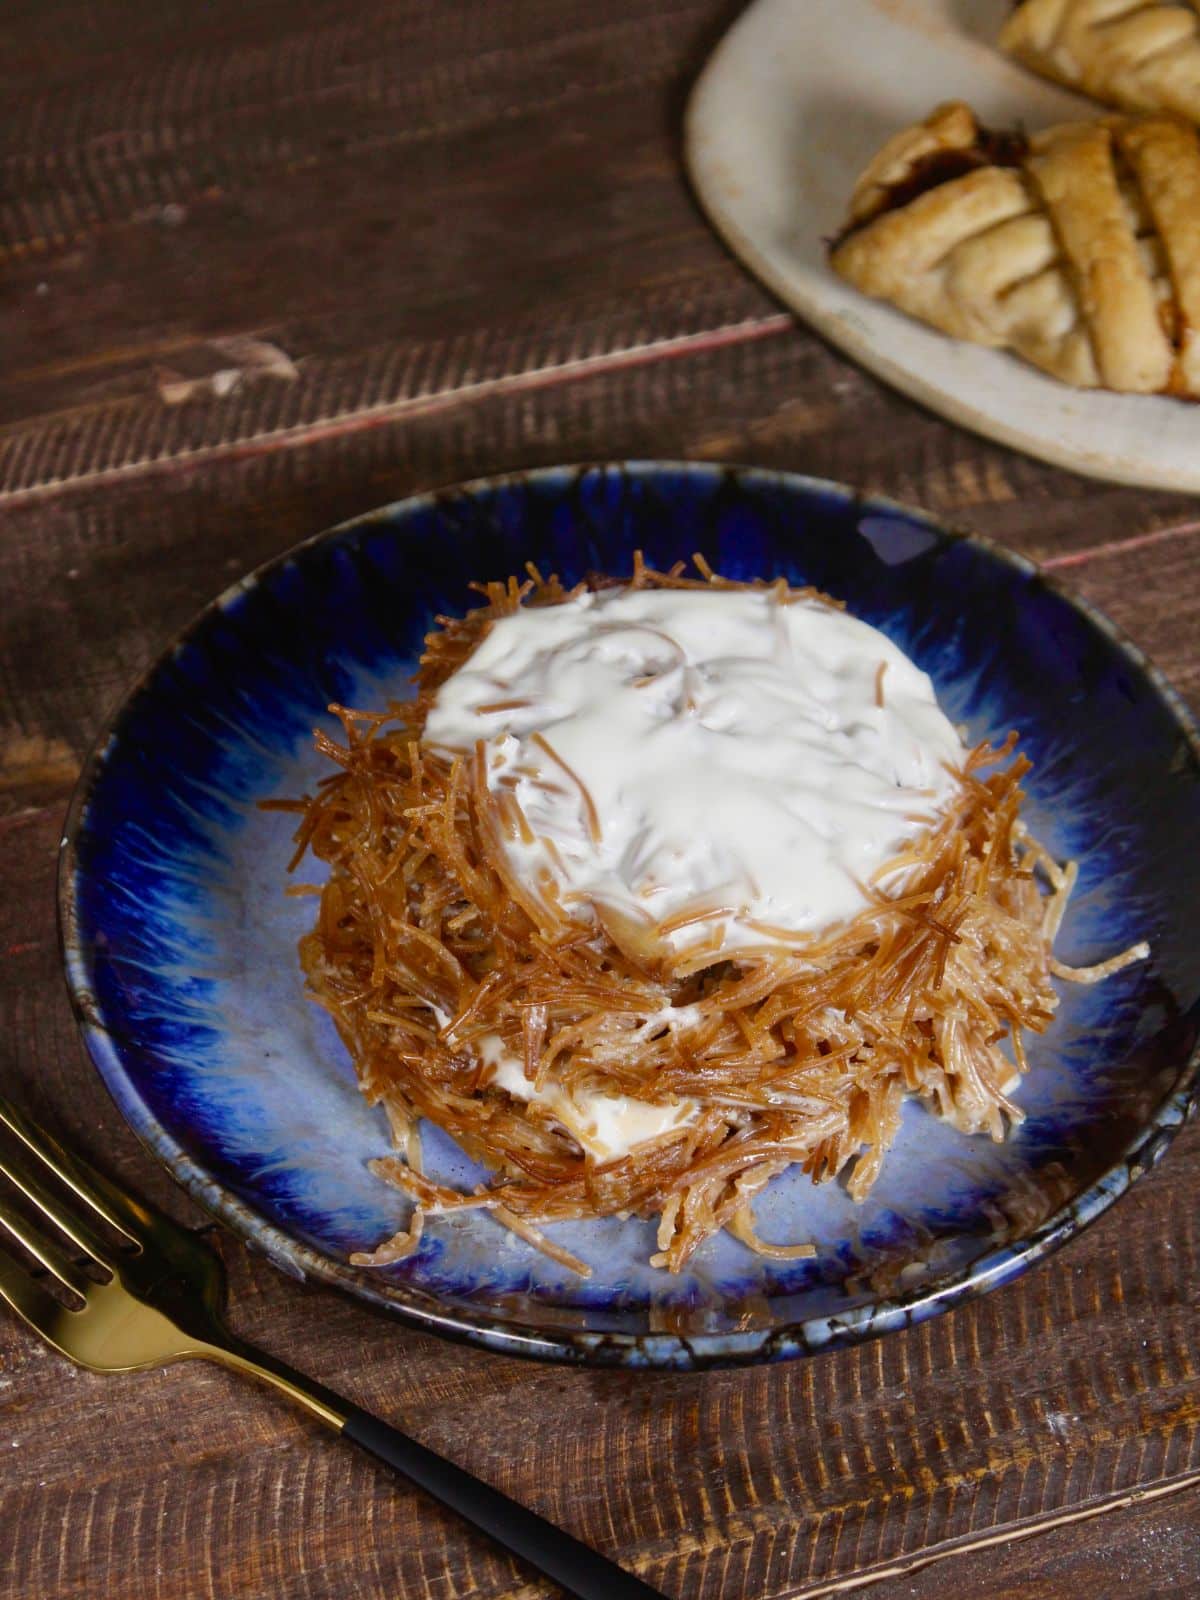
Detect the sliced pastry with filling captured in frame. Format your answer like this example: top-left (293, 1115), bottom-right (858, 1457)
top-left (1002, 0), bottom-right (1200, 123)
top-left (829, 100), bottom-right (1200, 396)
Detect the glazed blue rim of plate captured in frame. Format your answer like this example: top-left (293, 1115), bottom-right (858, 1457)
top-left (57, 461), bottom-right (1200, 1370)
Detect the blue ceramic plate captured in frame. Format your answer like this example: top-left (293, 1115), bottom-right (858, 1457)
top-left (60, 463), bottom-right (1200, 1368)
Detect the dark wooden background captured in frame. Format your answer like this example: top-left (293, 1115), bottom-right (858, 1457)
top-left (2, 3), bottom-right (1198, 1596)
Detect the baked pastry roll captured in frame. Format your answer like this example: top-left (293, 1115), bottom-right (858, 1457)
top-left (1002, 1), bottom-right (1200, 122)
top-left (830, 101), bottom-right (1200, 395)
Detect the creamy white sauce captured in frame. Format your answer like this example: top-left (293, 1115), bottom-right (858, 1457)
top-left (425, 585), bottom-right (965, 956)
top-left (479, 1035), bottom-right (697, 1162)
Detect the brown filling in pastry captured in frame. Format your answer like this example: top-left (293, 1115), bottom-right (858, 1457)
top-left (832, 127), bottom-right (1030, 248)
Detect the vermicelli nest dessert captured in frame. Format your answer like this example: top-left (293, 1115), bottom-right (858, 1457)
top-left (278, 558), bottom-right (1147, 1275)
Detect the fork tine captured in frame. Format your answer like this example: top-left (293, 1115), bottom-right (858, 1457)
top-left (0, 1142), bottom-right (122, 1271)
top-left (0, 1100), bottom-right (143, 1247)
top-left (0, 1199), bottom-right (94, 1300)
top-left (0, 1238), bottom-right (80, 1360)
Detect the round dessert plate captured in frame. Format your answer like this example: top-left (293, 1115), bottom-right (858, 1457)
top-left (61, 462), bottom-right (1200, 1367)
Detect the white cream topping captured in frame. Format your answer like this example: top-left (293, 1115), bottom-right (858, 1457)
top-left (424, 585), bottom-right (965, 956)
top-left (479, 1035), bottom-right (697, 1162)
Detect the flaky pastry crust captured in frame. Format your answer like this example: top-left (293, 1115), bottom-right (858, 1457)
top-left (830, 100), bottom-right (1200, 395)
top-left (1002, 0), bottom-right (1200, 123)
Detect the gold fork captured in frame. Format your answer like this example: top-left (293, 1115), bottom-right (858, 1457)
top-left (0, 1096), bottom-right (667, 1600)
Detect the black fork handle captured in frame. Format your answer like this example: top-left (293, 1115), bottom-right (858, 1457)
top-left (211, 1333), bottom-right (668, 1600)
top-left (341, 1406), bottom-right (668, 1599)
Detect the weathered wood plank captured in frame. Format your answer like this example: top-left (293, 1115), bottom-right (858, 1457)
top-left (0, 0), bottom-right (764, 466)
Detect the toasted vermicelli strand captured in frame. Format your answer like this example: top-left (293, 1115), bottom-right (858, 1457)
top-left (286, 562), bottom-right (1147, 1273)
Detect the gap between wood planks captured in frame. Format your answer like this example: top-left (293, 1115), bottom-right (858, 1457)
top-left (781, 1468), bottom-right (1200, 1600)
top-left (0, 313), bottom-right (793, 506)
top-left (1040, 518), bottom-right (1200, 572)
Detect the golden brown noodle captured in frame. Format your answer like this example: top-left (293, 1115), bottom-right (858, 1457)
top-left (282, 560), bottom-right (1148, 1274)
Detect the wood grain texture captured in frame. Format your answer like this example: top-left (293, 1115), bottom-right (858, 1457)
top-left (0, 0), bottom-right (763, 484)
top-left (1, 1), bottom-right (1198, 1597)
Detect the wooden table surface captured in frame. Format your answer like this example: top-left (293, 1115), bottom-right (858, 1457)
top-left (2, 3), bottom-right (1198, 1596)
